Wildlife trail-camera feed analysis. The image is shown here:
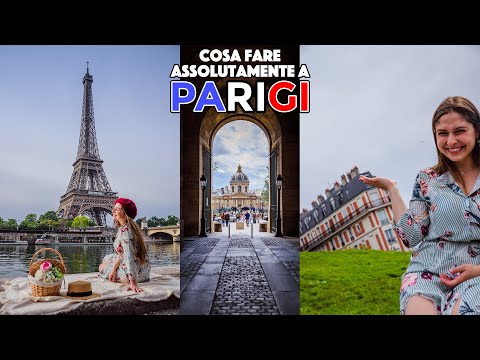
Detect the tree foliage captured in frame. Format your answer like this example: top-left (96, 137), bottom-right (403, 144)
top-left (71, 215), bottom-right (90, 229)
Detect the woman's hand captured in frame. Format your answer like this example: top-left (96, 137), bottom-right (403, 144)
top-left (359, 175), bottom-right (397, 192)
top-left (108, 269), bottom-right (118, 282)
top-left (127, 280), bottom-right (144, 293)
top-left (439, 264), bottom-right (480, 287)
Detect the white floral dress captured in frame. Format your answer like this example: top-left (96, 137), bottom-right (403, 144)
top-left (395, 168), bottom-right (480, 315)
top-left (99, 224), bottom-right (150, 283)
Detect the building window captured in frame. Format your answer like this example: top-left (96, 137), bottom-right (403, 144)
top-left (377, 209), bottom-right (390, 225)
top-left (350, 204), bottom-right (356, 215)
top-left (339, 233), bottom-right (345, 246)
top-left (385, 228), bottom-right (396, 244)
top-left (321, 204), bottom-right (327, 217)
top-left (338, 192), bottom-right (344, 205)
top-left (356, 224), bottom-right (362, 232)
top-left (330, 197), bottom-right (335, 211)
top-left (369, 190), bottom-right (380, 207)
top-left (304, 218), bottom-right (310, 230)
top-left (313, 210), bottom-right (319, 223)
top-left (348, 228), bottom-right (355, 240)
top-left (232, 186), bottom-right (234, 192)
top-left (238, 186), bottom-right (241, 192)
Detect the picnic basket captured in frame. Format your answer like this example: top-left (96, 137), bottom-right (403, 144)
top-left (28, 247), bottom-right (66, 297)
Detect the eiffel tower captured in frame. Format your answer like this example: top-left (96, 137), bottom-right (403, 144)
top-left (57, 64), bottom-right (117, 226)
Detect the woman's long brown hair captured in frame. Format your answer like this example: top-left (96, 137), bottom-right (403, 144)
top-left (432, 96), bottom-right (480, 189)
top-left (114, 215), bottom-right (148, 265)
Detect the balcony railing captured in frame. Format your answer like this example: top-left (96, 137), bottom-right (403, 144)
top-left (301, 196), bottom-right (390, 251)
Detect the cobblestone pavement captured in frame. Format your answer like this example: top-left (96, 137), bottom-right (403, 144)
top-left (180, 227), bottom-right (299, 315)
top-left (210, 255), bottom-right (280, 315)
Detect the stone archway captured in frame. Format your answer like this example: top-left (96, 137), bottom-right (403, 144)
top-left (180, 45), bottom-right (300, 238)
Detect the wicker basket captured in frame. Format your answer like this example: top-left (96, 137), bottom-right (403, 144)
top-left (28, 247), bottom-right (66, 297)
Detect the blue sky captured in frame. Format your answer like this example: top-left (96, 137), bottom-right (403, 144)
top-left (300, 45), bottom-right (480, 211)
top-left (212, 121), bottom-right (268, 192)
top-left (0, 45), bottom-right (180, 222)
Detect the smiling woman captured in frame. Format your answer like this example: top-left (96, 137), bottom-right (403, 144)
top-left (360, 96), bottom-right (480, 315)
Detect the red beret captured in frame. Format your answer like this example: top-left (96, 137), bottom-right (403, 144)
top-left (114, 198), bottom-right (137, 219)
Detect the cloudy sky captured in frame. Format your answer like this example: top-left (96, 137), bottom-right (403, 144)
top-left (0, 45), bottom-right (180, 223)
top-left (212, 120), bottom-right (269, 191)
top-left (300, 45), bottom-right (480, 211)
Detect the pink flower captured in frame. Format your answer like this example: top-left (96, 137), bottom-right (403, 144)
top-left (116, 244), bottom-right (123, 254)
top-left (40, 261), bottom-right (52, 271)
top-left (400, 273), bottom-right (417, 293)
top-left (420, 180), bottom-right (428, 196)
top-left (422, 168), bottom-right (439, 179)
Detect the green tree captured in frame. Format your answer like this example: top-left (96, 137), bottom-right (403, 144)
top-left (39, 211), bottom-right (59, 222)
top-left (72, 215), bottom-right (90, 229)
top-left (148, 216), bottom-right (161, 227)
top-left (20, 214), bottom-right (38, 229)
top-left (38, 219), bottom-right (60, 230)
top-left (166, 215), bottom-right (179, 225)
top-left (6, 219), bottom-right (18, 229)
top-left (0, 218), bottom-right (18, 230)
top-left (58, 218), bottom-right (71, 231)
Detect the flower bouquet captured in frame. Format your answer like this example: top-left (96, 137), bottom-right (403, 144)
top-left (28, 248), bottom-right (66, 297)
top-left (34, 261), bottom-right (64, 283)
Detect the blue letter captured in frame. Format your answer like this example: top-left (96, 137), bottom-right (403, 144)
top-left (194, 81), bottom-right (226, 112)
top-left (170, 81), bottom-right (196, 112)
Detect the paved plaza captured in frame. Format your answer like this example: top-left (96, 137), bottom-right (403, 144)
top-left (180, 222), bottom-right (299, 315)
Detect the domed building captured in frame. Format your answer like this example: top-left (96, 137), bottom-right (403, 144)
top-left (212, 164), bottom-right (267, 213)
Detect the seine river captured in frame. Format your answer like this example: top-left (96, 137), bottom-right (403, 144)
top-left (0, 242), bottom-right (180, 279)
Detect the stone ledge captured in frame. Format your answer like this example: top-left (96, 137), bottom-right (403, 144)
top-left (57, 294), bottom-right (180, 315)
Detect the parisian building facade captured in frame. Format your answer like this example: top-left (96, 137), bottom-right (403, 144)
top-left (212, 164), bottom-right (267, 213)
top-left (299, 166), bottom-right (409, 252)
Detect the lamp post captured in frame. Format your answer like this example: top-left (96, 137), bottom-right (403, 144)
top-left (199, 174), bottom-right (208, 237)
top-left (275, 174), bottom-right (283, 237)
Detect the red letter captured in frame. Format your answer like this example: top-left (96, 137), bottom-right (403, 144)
top-left (268, 81), bottom-right (296, 113)
top-left (300, 80), bottom-right (310, 113)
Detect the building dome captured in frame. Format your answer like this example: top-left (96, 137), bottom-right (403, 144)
top-left (230, 164), bottom-right (249, 183)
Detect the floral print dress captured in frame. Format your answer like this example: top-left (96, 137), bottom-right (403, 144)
top-left (99, 224), bottom-right (150, 283)
top-left (395, 168), bottom-right (480, 315)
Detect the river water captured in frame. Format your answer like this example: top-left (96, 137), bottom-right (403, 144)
top-left (0, 242), bottom-right (180, 279)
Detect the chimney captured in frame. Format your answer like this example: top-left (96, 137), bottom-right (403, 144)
top-left (317, 194), bottom-right (325, 203)
top-left (347, 172), bottom-right (352, 181)
top-left (334, 181), bottom-right (341, 191)
top-left (350, 166), bottom-right (359, 178)
top-left (341, 174), bottom-right (348, 186)
top-left (325, 188), bottom-right (332, 198)
top-left (311, 200), bottom-right (318, 208)
top-left (302, 208), bottom-right (309, 214)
